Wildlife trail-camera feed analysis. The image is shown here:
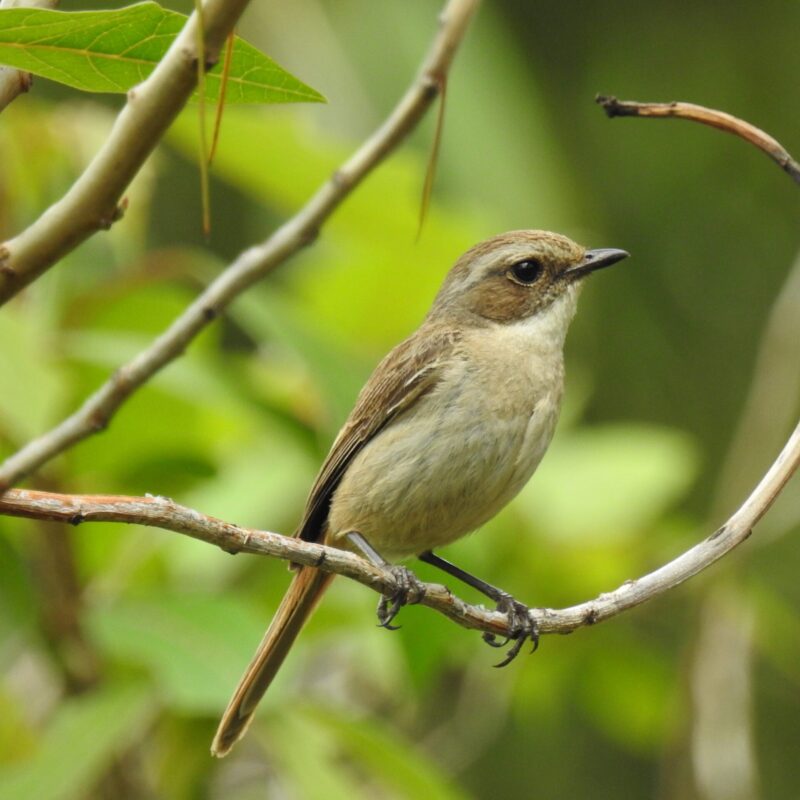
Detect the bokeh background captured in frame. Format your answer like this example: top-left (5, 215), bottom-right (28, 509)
top-left (1, 1), bottom-right (799, 798)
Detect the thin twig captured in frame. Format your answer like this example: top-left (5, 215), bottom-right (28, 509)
top-left (209, 30), bottom-right (235, 166)
top-left (0, 0), bottom-right (253, 304)
top-left (193, 0), bottom-right (211, 237)
top-left (1, 418), bottom-right (797, 639)
top-left (0, 0), bottom-right (480, 490)
top-left (417, 73), bottom-right (447, 240)
top-left (596, 95), bottom-right (800, 185)
top-left (595, 93), bottom-right (800, 528)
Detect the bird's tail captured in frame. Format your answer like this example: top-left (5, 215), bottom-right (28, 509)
top-left (211, 565), bottom-right (333, 757)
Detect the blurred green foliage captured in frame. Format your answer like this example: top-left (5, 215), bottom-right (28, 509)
top-left (0, 1), bottom-right (799, 798)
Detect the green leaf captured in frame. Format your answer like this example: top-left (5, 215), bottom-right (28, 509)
top-left (0, 2), bottom-right (324, 103)
top-left (0, 682), bottom-right (156, 800)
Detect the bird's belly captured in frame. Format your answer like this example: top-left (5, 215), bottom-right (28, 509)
top-left (327, 368), bottom-right (561, 561)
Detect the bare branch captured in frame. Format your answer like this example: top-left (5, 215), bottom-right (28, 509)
top-left (0, 0), bottom-right (253, 304)
top-left (594, 94), bottom-right (800, 536)
top-left (0, 0), bottom-right (480, 490)
top-left (2, 419), bottom-right (797, 638)
top-left (0, 0), bottom-right (57, 114)
top-left (0, 488), bottom-right (512, 638)
top-left (596, 95), bottom-right (800, 186)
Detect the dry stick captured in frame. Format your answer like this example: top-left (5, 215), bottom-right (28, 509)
top-left (595, 93), bottom-right (800, 514)
top-left (417, 74), bottom-right (447, 239)
top-left (596, 95), bottom-right (800, 186)
top-left (209, 31), bottom-right (235, 166)
top-left (1, 415), bottom-right (798, 641)
top-left (0, 0), bottom-right (253, 304)
top-left (0, 0), bottom-right (480, 490)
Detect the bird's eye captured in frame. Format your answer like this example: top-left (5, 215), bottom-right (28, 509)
top-left (509, 259), bottom-right (543, 284)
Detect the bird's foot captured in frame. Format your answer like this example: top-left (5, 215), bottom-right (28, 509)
top-left (377, 566), bottom-right (426, 630)
top-left (482, 592), bottom-right (539, 667)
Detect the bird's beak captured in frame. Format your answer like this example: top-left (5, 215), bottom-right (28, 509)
top-left (565, 248), bottom-right (630, 279)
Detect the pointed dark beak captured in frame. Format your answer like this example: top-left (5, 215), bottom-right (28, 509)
top-left (565, 248), bottom-right (630, 279)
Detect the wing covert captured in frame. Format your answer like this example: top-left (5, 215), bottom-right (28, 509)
top-left (295, 327), bottom-right (460, 543)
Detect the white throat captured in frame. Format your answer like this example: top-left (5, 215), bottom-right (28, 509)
top-left (504, 282), bottom-right (582, 353)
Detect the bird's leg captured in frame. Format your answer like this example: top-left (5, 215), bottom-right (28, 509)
top-left (418, 550), bottom-right (538, 667)
top-left (346, 532), bottom-right (426, 630)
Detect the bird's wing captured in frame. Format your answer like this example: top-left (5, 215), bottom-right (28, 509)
top-left (295, 326), bottom-right (461, 543)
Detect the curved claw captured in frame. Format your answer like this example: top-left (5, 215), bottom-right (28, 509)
top-left (376, 565), bottom-right (426, 630)
top-left (493, 638), bottom-right (525, 668)
top-left (481, 631), bottom-right (511, 649)
top-left (377, 594), bottom-right (404, 629)
top-left (485, 594), bottom-right (539, 668)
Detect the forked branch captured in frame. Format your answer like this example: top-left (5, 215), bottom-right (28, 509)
top-left (0, 0), bottom-right (253, 304)
top-left (0, 0), bottom-right (480, 490)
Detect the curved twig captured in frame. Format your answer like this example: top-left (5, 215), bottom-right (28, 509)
top-left (0, 0), bottom-right (253, 304)
top-left (1, 418), bottom-right (797, 639)
top-left (0, 0), bottom-right (480, 490)
top-left (596, 95), bottom-right (800, 185)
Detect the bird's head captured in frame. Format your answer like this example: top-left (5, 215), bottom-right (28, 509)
top-left (431, 230), bottom-right (629, 325)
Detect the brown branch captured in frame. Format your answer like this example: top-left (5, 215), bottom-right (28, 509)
top-left (0, 0), bottom-right (253, 304)
top-left (2, 418), bottom-right (797, 640)
top-left (596, 95), bottom-right (800, 186)
top-left (0, 0), bottom-right (480, 490)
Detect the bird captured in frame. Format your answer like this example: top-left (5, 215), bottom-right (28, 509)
top-left (211, 229), bottom-right (629, 756)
